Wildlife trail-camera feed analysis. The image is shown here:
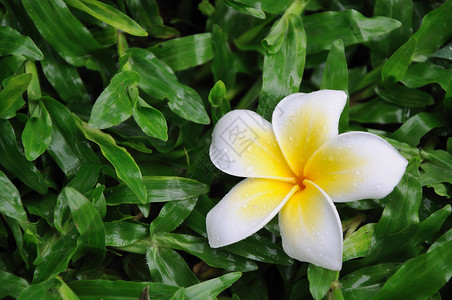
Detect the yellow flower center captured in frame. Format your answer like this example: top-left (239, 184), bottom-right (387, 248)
top-left (295, 175), bottom-right (307, 191)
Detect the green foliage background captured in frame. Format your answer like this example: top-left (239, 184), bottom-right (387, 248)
top-left (1, 0), bottom-right (452, 299)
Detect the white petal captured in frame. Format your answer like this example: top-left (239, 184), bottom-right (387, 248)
top-left (279, 180), bottom-right (343, 270)
top-left (207, 178), bottom-right (298, 248)
top-left (272, 90), bottom-right (347, 176)
top-left (210, 110), bottom-right (294, 180)
top-left (304, 132), bottom-right (408, 202)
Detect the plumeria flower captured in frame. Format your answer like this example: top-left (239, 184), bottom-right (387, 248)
top-left (206, 90), bottom-right (407, 270)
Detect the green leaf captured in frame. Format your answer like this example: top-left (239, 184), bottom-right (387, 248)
top-left (22, 101), bottom-right (52, 161)
top-left (228, 235), bottom-right (294, 265)
top-left (307, 264), bottom-right (336, 300)
top-left (89, 71), bottom-right (139, 129)
top-left (349, 98), bottom-right (410, 124)
top-left (153, 233), bottom-right (258, 272)
top-left (0, 169), bottom-right (27, 221)
top-left (185, 272), bottom-right (242, 300)
top-left (17, 278), bottom-right (60, 300)
top-left (262, 15), bottom-right (288, 54)
top-left (81, 123), bottom-right (147, 204)
top-left (33, 227), bottom-right (79, 283)
top-left (258, 13), bottom-right (306, 120)
top-left (150, 198), bottom-right (198, 235)
top-left (57, 279), bottom-right (80, 300)
top-left (363, 205), bottom-right (451, 265)
top-left (371, 0), bottom-right (413, 66)
top-left (321, 38), bottom-right (348, 132)
top-left (133, 97), bottom-right (168, 141)
top-left (43, 97), bottom-right (100, 178)
top-left (41, 44), bottom-right (91, 107)
top-left (211, 25), bottom-right (236, 89)
top-left (123, 48), bottom-right (210, 124)
top-left (382, 0), bottom-right (452, 81)
top-left (104, 221), bottom-right (148, 247)
top-left (68, 280), bottom-right (178, 299)
top-left (0, 270), bottom-right (30, 299)
top-left (0, 119), bottom-right (47, 194)
top-left (64, 0), bottom-right (147, 36)
top-left (374, 235), bottom-right (452, 299)
top-left (146, 245), bottom-right (199, 287)
top-left (402, 61), bottom-right (452, 91)
top-left (149, 33), bottom-right (213, 71)
top-left (343, 223), bottom-right (375, 261)
top-left (375, 84), bottom-right (434, 107)
top-left (0, 55), bottom-right (26, 83)
top-left (0, 73), bottom-right (31, 119)
top-left (421, 150), bottom-right (452, 185)
top-left (0, 26), bottom-right (43, 60)
top-left (340, 263), bottom-right (400, 299)
top-left (381, 37), bottom-right (416, 84)
top-left (62, 187), bottom-right (105, 259)
top-left (304, 9), bottom-right (401, 54)
top-left (22, 0), bottom-right (101, 66)
top-left (105, 176), bottom-right (208, 205)
top-left (375, 158), bottom-right (422, 237)
top-left (391, 113), bottom-right (445, 146)
top-left (124, 0), bottom-right (180, 38)
top-left (222, 0), bottom-right (266, 19)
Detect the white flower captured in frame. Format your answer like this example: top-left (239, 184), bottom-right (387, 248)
top-left (206, 90), bottom-right (408, 270)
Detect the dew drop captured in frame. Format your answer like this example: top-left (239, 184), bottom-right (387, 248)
top-left (253, 205), bottom-right (259, 210)
top-left (376, 184), bottom-right (381, 189)
top-left (244, 193), bottom-right (250, 198)
top-left (289, 136), bottom-right (294, 141)
top-left (242, 204), bottom-right (248, 209)
top-left (246, 166), bottom-right (255, 173)
top-left (247, 146), bottom-right (253, 152)
top-left (263, 205), bottom-right (267, 209)
top-left (355, 170), bottom-right (361, 175)
top-left (216, 236), bottom-right (221, 241)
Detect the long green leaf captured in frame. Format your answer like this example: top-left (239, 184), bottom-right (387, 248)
top-left (0, 73), bottom-right (30, 119)
top-left (64, 0), bottom-right (147, 36)
top-left (146, 245), bottom-right (199, 287)
top-left (43, 97), bottom-right (100, 179)
top-left (105, 176), bottom-right (208, 205)
top-left (149, 33), bottom-right (213, 71)
top-left (0, 270), bottom-right (29, 299)
top-left (81, 123), bottom-right (147, 203)
top-left (0, 119), bottom-right (47, 194)
top-left (22, 0), bottom-right (101, 66)
top-left (304, 9), bottom-right (401, 54)
top-left (257, 13), bottom-right (305, 120)
top-left (0, 169), bottom-right (27, 221)
top-left (0, 26), bottom-right (43, 60)
top-left (122, 48), bottom-right (210, 124)
top-left (22, 100), bottom-right (52, 161)
top-left (89, 71), bottom-right (139, 129)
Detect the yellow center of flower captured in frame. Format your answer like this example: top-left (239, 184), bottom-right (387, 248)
top-left (295, 175), bottom-right (307, 191)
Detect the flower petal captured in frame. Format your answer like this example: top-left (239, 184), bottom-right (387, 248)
top-left (210, 110), bottom-right (295, 180)
top-left (304, 132), bottom-right (408, 203)
top-left (272, 90), bottom-right (347, 177)
top-left (207, 178), bottom-right (298, 248)
top-left (279, 180), bottom-right (343, 270)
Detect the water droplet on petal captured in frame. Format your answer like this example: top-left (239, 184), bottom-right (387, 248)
top-left (247, 146), bottom-right (253, 152)
top-left (242, 204), bottom-right (248, 208)
top-left (376, 185), bottom-right (381, 189)
top-left (355, 170), bottom-right (361, 175)
top-left (253, 205), bottom-right (259, 210)
top-left (289, 136), bottom-right (294, 141)
top-left (246, 166), bottom-right (255, 173)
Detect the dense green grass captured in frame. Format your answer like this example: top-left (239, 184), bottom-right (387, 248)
top-left (1, 0), bottom-right (451, 299)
